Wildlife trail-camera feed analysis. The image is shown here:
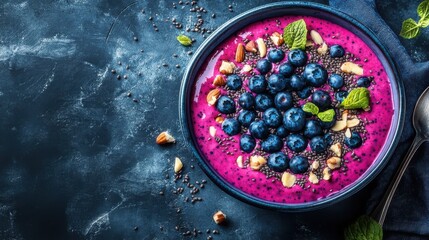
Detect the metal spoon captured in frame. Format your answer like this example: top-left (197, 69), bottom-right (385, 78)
top-left (371, 86), bottom-right (429, 226)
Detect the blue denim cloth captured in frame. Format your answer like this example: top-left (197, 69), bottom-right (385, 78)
top-left (330, 0), bottom-right (429, 238)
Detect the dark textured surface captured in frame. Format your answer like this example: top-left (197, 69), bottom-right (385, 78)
top-left (0, 0), bottom-right (428, 239)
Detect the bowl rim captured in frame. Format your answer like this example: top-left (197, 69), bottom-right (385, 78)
top-left (179, 1), bottom-right (405, 212)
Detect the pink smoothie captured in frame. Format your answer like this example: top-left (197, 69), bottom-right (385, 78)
top-left (190, 16), bottom-right (393, 204)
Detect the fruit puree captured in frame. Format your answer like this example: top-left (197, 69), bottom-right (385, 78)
top-left (190, 16), bottom-right (393, 204)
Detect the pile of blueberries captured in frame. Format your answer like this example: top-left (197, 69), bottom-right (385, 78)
top-left (216, 45), bottom-right (366, 174)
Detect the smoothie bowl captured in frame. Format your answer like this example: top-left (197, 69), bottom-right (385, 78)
top-left (179, 2), bottom-right (404, 211)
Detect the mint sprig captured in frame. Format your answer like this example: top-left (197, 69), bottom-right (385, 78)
top-left (340, 88), bottom-right (370, 110)
top-left (283, 19), bottom-right (308, 50)
top-left (317, 109), bottom-right (335, 122)
top-left (344, 215), bottom-right (383, 240)
top-left (302, 102), bottom-right (319, 115)
top-left (400, 0), bottom-right (429, 39)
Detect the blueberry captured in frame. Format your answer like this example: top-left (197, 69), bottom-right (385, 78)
top-left (289, 74), bottom-right (306, 90)
top-left (286, 133), bottom-right (307, 152)
top-left (278, 62), bottom-right (295, 77)
top-left (268, 48), bottom-right (285, 63)
top-left (240, 134), bottom-right (256, 153)
top-left (328, 74), bottom-right (344, 89)
top-left (263, 108), bottom-right (282, 128)
top-left (268, 74), bottom-right (288, 93)
top-left (274, 91), bottom-right (293, 111)
top-left (288, 49), bottom-right (307, 67)
top-left (276, 126), bottom-right (289, 138)
top-left (335, 91), bottom-right (348, 102)
top-left (357, 77), bottom-right (371, 87)
top-left (261, 134), bottom-right (283, 153)
top-left (249, 120), bottom-right (269, 139)
top-left (304, 120), bottom-right (323, 138)
top-left (310, 136), bottom-right (328, 153)
top-left (249, 75), bottom-right (267, 93)
top-left (312, 90), bottom-right (332, 109)
top-left (283, 107), bottom-right (306, 132)
top-left (255, 94), bottom-right (274, 111)
top-left (303, 63), bottom-right (328, 87)
top-left (324, 133), bottom-right (333, 145)
top-left (345, 132), bottom-right (363, 149)
top-left (216, 95), bottom-right (236, 114)
top-left (256, 59), bottom-right (272, 74)
top-left (329, 44), bottom-right (345, 58)
top-left (239, 92), bottom-right (255, 109)
top-left (221, 118), bottom-right (241, 136)
top-left (226, 74), bottom-right (242, 90)
top-left (237, 110), bottom-right (257, 127)
top-left (267, 152), bottom-right (289, 172)
top-left (296, 86), bottom-right (313, 99)
top-left (289, 156), bottom-right (309, 174)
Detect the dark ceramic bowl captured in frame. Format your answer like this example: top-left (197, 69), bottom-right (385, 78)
top-left (179, 2), bottom-right (404, 211)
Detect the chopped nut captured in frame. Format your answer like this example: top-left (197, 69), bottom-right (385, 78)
top-left (245, 40), bottom-right (257, 53)
top-left (213, 211), bottom-right (226, 224)
top-left (323, 167), bottom-right (331, 180)
top-left (330, 143), bottom-right (342, 157)
top-left (311, 161), bottom-right (320, 170)
top-left (345, 128), bottom-right (352, 138)
top-left (256, 38), bottom-right (266, 58)
top-left (347, 118), bottom-right (360, 128)
top-left (156, 131), bottom-right (176, 144)
top-left (213, 75), bottom-right (226, 86)
top-left (327, 157), bottom-right (341, 170)
top-left (241, 64), bottom-right (252, 73)
top-left (206, 89), bottom-right (221, 106)
top-left (236, 156), bottom-right (244, 168)
top-left (174, 157), bottom-right (183, 173)
top-left (219, 61), bottom-right (235, 75)
top-left (249, 155), bottom-right (267, 170)
top-left (209, 126), bottom-right (217, 137)
top-left (235, 43), bottom-right (245, 63)
top-left (215, 116), bottom-right (224, 124)
top-left (309, 172), bottom-right (319, 184)
top-left (317, 42), bottom-right (328, 55)
top-left (281, 172), bottom-right (296, 188)
top-left (270, 32), bottom-right (284, 46)
top-left (340, 62), bottom-right (364, 75)
top-left (305, 40), bottom-right (314, 47)
top-left (310, 30), bottom-right (324, 45)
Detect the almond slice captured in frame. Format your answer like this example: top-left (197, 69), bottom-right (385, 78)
top-left (213, 75), bottom-right (226, 86)
top-left (256, 38), bottom-right (266, 58)
top-left (219, 61), bottom-right (235, 75)
top-left (215, 116), bottom-right (224, 124)
top-left (310, 30), bottom-right (324, 45)
top-left (330, 142), bottom-right (342, 157)
top-left (345, 128), bottom-right (352, 138)
top-left (156, 131), bottom-right (176, 144)
top-left (331, 110), bottom-right (348, 131)
top-left (317, 42), bottom-right (328, 55)
top-left (206, 89), bottom-right (221, 106)
top-left (327, 157), bottom-right (341, 170)
top-left (281, 172), bottom-right (296, 188)
top-left (209, 126), bottom-right (217, 137)
top-left (270, 32), bottom-right (284, 46)
top-left (236, 156), bottom-right (244, 168)
top-left (323, 167), bottom-right (332, 180)
top-left (174, 157), bottom-right (183, 173)
top-left (235, 43), bottom-right (245, 63)
top-left (347, 118), bottom-right (360, 128)
top-left (249, 155), bottom-right (267, 170)
top-left (340, 62), bottom-right (364, 76)
top-left (245, 40), bottom-right (257, 53)
top-left (309, 172), bottom-right (319, 184)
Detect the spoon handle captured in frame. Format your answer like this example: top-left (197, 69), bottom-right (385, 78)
top-left (371, 135), bottom-right (425, 226)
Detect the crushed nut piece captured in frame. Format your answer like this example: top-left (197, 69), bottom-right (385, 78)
top-left (156, 131), bottom-right (176, 144)
top-left (249, 155), bottom-right (267, 170)
top-left (174, 157), bottom-right (183, 173)
top-left (219, 61), bottom-right (235, 75)
top-left (213, 211), bottom-right (226, 224)
top-left (209, 126), bottom-right (217, 137)
top-left (206, 89), bottom-right (221, 106)
top-left (309, 172), bottom-right (319, 184)
top-left (327, 157), bottom-right (341, 170)
top-left (323, 167), bottom-right (332, 180)
top-left (281, 172), bottom-right (296, 188)
top-left (330, 143), bottom-right (342, 157)
top-left (340, 62), bottom-right (364, 75)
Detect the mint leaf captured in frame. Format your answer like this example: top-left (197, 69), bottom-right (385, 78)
top-left (317, 109), bottom-right (335, 122)
top-left (419, 18), bottom-right (429, 27)
top-left (283, 19), bottom-right (307, 50)
top-left (302, 102), bottom-right (319, 115)
top-left (400, 18), bottom-right (421, 39)
top-left (344, 215), bottom-right (383, 240)
top-left (340, 88), bottom-right (370, 110)
top-left (417, 0), bottom-right (429, 20)
top-left (177, 34), bottom-right (192, 46)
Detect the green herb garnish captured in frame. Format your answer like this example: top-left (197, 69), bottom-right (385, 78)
top-left (317, 109), bottom-right (335, 122)
top-left (344, 215), bottom-right (383, 240)
top-left (302, 102), bottom-right (319, 115)
top-left (400, 0), bottom-right (429, 39)
top-left (283, 19), bottom-right (308, 50)
top-left (340, 88), bottom-right (370, 110)
top-left (177, 34), bottom-right (192, 46)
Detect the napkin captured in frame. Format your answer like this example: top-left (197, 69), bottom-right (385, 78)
top-left (330, 0), bottom-right (429, 238)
